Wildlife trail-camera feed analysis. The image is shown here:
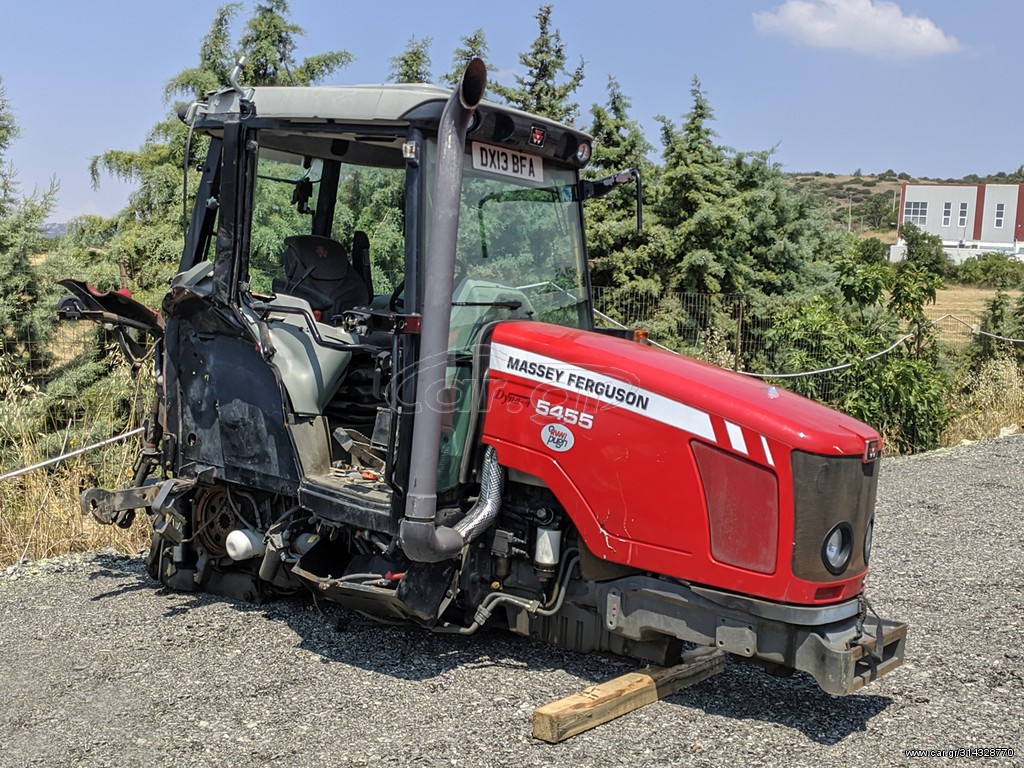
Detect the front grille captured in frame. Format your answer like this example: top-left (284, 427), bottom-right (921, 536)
top-left (791, 451), bottom-right (878, 581)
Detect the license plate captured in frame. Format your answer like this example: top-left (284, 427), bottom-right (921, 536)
top-left (471, 142), bottom-right (544, 183)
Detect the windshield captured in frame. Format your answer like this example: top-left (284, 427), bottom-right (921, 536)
top-left (427, 140), bottom-right (590, 352)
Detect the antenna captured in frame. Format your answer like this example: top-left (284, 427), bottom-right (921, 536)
top-left (281, 56), bottom-right (296, 86)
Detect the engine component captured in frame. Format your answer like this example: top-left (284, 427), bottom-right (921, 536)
top-left (193, 487), bottom-right (237, 557)
top-left (533, 527), bottom-right (561, 581)
top-left (226, 529), bottom-right (266, 561)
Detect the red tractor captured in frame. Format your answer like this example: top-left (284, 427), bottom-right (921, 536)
top-left (62, 60), bottom-right (905, 695)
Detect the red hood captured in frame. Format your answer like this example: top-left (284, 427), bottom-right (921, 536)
top-left (489, 322), bottom-right (878, 457)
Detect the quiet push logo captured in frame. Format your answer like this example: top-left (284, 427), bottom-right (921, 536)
top-left (541, 424), bottom-right (574, 452)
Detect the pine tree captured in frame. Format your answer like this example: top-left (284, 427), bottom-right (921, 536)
top-left (163, 3), bottom-right (240, 103)
top-left (584, 77), bottom-right (655, 289)
top-left (653, 77), bottom-right (739, 295)
top-left (652, 78), bottom-right (830, 300)
top-left (490, 4), bottom-right (584, 124)
top-left (443, 29), bottom-right (489, 88)
top-left (238, 0), bottom-right (352, 87)
top-left (0, 77), bottom-right (16, 165)
top-left (655, 77), bottom-right (731, 227)
top-left (0, 76), bottom-right (56, 354)
top-left (88, 2), bottom-right (353, 297)
top-left (388, 37), bottom-right (433, 83)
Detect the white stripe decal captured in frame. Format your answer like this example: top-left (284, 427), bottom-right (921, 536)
top-left (726, 421), bottom-right (748, 454)
top-left (490, 342), bottom-right (716, 442)
top-left (760, 435), bottom-right (775, 466)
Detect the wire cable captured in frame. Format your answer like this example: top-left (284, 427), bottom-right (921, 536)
top-left (0, 428), bottom-right (144, 483)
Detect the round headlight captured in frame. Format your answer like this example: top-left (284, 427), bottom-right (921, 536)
top-left (821, 522), bottom-right (852, 575)
top-left (864, 517), bottom-right (874, 565)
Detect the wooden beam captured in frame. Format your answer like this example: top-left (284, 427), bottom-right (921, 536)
top-left (532, 648), bottom-right (726, 743)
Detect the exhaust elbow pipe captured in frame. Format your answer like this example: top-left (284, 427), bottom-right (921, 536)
top-left (454, 446), bottom-right (503, 541)
top-left (401, 447), bottom-right (503, 563)
top-left (399, 59), bottom-right (488, 563)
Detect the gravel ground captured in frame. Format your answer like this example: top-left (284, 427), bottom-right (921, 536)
top-left (1, 437), bottom-right (1022, 768)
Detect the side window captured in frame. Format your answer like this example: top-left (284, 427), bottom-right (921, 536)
top-left (331, 165), bottom-right (406, 297)
top-left (249, 149), bottom-right (322, 294)
top-left (182, 137), bottom-right (223, 271)
top-left (245, 133), bottom-right (407, 308)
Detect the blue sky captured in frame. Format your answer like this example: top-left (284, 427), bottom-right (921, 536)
top-left (1, 0), bottom-right (1019, 222)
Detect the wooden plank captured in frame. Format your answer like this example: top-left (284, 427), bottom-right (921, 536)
top-left (532, 648), bottom-right (726, 743)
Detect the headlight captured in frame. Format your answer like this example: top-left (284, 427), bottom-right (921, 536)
top-left (821, 522), bottom-right (853, 575)
top-left (693, 442), bottom-right (779, 574)
top-left (864, 517), bottom-right (874, 565)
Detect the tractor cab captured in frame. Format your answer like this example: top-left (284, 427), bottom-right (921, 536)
top-left (114, 60), bottom-right (634, 581)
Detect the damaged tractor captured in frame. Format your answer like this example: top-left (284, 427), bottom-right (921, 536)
top-left (61, 59), bottom-right (906, 695)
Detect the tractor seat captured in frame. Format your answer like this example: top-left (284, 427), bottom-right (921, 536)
top-left (272, 235), bottom-right (370, 319)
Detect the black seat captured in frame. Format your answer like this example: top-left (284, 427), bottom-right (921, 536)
top-left (272, 235), bottom-right (370, 319)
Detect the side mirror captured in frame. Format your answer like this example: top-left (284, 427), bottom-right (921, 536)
top-left (579, 168), bottom-right (643, 235)
top-left (292, 177), bottom-right (313, 215)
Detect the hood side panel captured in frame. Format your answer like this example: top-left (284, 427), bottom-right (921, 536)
top-left (481, 322), bottom-right (877, 604)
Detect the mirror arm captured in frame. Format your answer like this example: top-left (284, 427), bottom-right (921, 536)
top-left (580, 168), bottom-right (643, 236)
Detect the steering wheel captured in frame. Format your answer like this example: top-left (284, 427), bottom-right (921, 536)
top-left (389, 279), bottom-right (405, 312)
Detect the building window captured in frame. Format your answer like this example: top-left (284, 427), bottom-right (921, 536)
top-left (958, 202), bottom-right (968, 228)
top-left (942, 202), bottom-right (952, 227)
top-left (904, 201), bottom-right (928, 226)
top-left (994, 203), bottom-right (1005, 229)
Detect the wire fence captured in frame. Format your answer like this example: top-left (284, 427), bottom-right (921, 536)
top-left (0, 325), bottom-right (152, 566)
top-left (591, 286), bottom-right (1004, 405)
top-left (0, 325), bottom-right (148, 479)
top-left (592, 286), bottom-right (982, 359)
top-left (0, 294), bottom-right (1015, 479)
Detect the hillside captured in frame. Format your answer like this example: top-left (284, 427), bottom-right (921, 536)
top-left (789, 167), bottom-right (1024, 239)
top-left (788, 172), bottom-right (903, 238)
top-left (790, 171), bottom-right (903, 205)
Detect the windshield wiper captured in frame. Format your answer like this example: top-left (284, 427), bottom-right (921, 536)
top-left (451, 299), bottom-right (523, 310)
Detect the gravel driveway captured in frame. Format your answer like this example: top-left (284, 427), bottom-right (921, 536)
top-left (1, 437), bottom-right (1022, 767)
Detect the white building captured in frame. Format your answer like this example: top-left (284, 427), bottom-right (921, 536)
top-left (889, 182), bottom-right (1024, 263)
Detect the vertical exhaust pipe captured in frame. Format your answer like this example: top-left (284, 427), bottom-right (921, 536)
top-left (399, 59), bottom-right (488, 563)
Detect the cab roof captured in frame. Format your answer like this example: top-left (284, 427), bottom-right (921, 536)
top-left (184, 83), bottom-right (593, 170)
top-left (189, 83), bottom-right (588, 137)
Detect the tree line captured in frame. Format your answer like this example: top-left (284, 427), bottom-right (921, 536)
top-left (1, 0), bottom-right (1021, 454)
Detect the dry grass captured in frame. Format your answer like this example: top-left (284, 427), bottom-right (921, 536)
top-left (0, 440), bottom-right (150, 569)
top-left (0, 463), bottom-right (149, 568)
top-left (920, 285), bottom-right (1021, 347)
top-left (926, 285), bottom-right (1020, 321)
top-left (0, 342), bottom-right (152, 569)
top-left (863, 230), bottom-right (898, 245)
top-left (943, 355), bottom-right (1024, 446)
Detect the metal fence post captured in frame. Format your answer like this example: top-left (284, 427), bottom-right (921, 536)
top-left (733, 299), bottom-right (744, 371)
